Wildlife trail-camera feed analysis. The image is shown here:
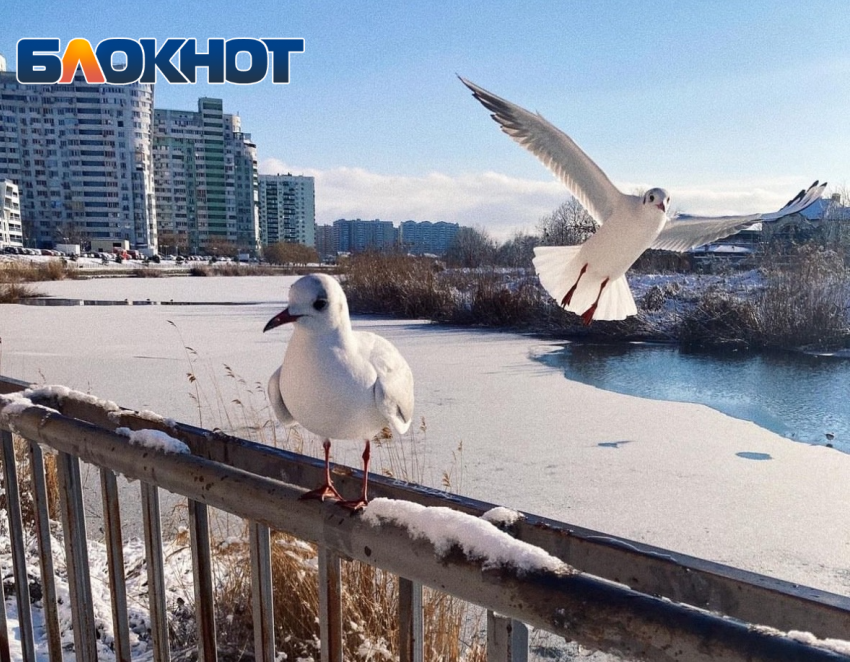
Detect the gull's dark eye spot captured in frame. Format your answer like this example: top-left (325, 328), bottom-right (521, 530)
top-left (313, 298), bottom-right (328, 311)
top-left (649, 194), bottom-right (655, 202)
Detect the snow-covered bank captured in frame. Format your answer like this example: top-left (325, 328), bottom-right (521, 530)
top-left (1, 275), bottom-right (849, 600)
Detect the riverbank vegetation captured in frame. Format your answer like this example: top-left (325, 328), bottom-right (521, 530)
top-left (0, 260), bottom-right (69, 302)
top-left (341, 242), bottom-right (850, 352)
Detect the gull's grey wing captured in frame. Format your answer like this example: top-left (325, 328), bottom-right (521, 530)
top-left (369, 336), bottom-right (414, 437)
top-left (267, 366), bottom-right (295, 427)
top-left (653, 181), bottom-right (827, 252)
top-left (460, 77), bottom-right (622, 225)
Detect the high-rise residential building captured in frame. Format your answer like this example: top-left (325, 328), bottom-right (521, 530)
top-left (153, 98), bottom-right (259, 254)
top-left (0, 179), bottom-right (22, 247)
top-left (333, 218), bottom-right (398, 253)
top-left (258, 173), bottom-right (315, 247)
top-left (399, 220), bottom-right (460, 256)
top-left (314, 223), bottom-right (334, 257)
top-left (0, 69), bottom-right (157, 249)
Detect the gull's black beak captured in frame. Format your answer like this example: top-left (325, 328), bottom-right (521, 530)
top-left (263, 308), bottom-right (300, 332)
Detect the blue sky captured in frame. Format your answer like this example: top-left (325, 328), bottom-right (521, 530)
top-left (4, 1), bottom-right (850, 238)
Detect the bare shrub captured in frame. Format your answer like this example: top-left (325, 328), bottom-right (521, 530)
top-left (754, 244), bottom-right (849, 350)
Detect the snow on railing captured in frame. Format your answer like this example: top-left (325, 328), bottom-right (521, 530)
top-left (0, 375), bottom-right (849, 662)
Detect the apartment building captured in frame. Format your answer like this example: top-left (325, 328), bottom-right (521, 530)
top-left (0, 69), bottom-right (156, 249)
top-left (399, 220), bottom-right (460, 255)
top-left (0, 178), bottom-right (22, 247)
top-left (153, 98), bottom-right (259, 253)
top-left (258, 173), bottom-right (315, 247)
top-left (332, 218), bottom-right (398, 253)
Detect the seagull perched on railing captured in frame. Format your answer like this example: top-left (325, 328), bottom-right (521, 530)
top-left (460, 77), bottom-right (826, 324)
top-left (264, 273), bottom-right (414, 509)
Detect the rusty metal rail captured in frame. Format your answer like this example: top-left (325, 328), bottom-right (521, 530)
top-left (0, 375), bottom-right (849, 661)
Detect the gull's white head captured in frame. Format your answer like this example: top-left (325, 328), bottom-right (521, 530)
top-left (263, 273), bottom-right (350, 334)
top-left (642, 188), bottom-right (670, 214)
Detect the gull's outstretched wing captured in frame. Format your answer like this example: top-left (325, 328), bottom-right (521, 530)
top-left (460, 77), bottom-right (623, 225)
top-left (652, 181), bottom-right (827, 252)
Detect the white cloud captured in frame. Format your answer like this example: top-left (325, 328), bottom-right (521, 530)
top-left (260, 158), bottom-right (821, 242)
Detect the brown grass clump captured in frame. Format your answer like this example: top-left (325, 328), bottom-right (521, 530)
top-left (132, 267), bottom-right (166, 278)
top-left (187, 530), bottom-right (485, 661)
top-left (0, 260), bottom-right (69, 284)
top-left (0, 282), bottom-right (46, 303)
top-left (0, 436), bottom-right (60, 527)
top-left (343, 251), bottom-right (456, 319)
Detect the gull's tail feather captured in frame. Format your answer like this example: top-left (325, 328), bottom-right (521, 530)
top-left (594, 274), bottom-right (637, 321)
top-left (533, 246), bottom-right (636, 321)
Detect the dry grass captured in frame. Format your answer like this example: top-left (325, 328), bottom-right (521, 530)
top-left (0, 260), bottom-right (69, 283)
top-left (131, 267), bottom-right (167, 278)
top-left (679, 245), bottom-right (850, 350)
top-left (0, 282), bottom-right (46, 303)
top-left (343, 251), bottom-right (456, 319)
top-left (191, 264), bottom-right (288, 277)
top-left (0, 436), bottom-right (61, 527)
top-left (170, 530), bottom-right (486, 661)
top-left (754, 244), bottom-right (850, 350)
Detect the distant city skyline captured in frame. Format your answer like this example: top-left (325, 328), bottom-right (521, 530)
top-left (3, 1), bottom-right (850, 240)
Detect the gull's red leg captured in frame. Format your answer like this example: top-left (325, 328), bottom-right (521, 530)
top-left (339, 439), bottom-right (371, 511)
top-left (561, 263), bottom-right (588, 307)
top-left (581, 277), bottom-right (609, 326)
top-left (300, 438), bottom-right (344, 502)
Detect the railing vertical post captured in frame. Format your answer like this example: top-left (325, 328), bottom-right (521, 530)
top-left (249, 522), bottom-right (275, 662)
top-left (56, 451), bottom-right (98, 662)
top-left (141, 482), bottom-right (170, 662)
top-left (189, 500), bottom-right (217, 662)
top-left (318, 546), bottom-right (343, 662)
top-left (28, 441), bottom-right (62, 662)
top-left (0, 430), bottom-right (35, 662)
top-left (398, 578), bottom-right (423, 662)
top-left (100, 468), bottom-right (132, 662)
top-left (487, 612), bottom-right (528, 662)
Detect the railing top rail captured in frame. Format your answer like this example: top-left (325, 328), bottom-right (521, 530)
top-left (1, 375), bottom-right (849, 660)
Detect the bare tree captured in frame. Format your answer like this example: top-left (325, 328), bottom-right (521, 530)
top-left (496, 230), bottom-right (538, 268)
top-left (445, 226), bottom-right (497, 268)
top-left (537, 198), bottom-right (598, 246)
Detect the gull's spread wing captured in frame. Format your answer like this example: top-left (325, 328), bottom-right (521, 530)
top-left (653, 181), bottom-right (826, 252)
top-left (460, 77), bottom-right (623, 225)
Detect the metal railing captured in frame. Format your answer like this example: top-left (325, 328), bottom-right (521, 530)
top-left (0, 374), bottom-right (848, 662)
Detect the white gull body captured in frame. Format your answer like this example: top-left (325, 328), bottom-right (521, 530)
top-left (264, 273), bottom-right (414, 505)
top-left (460, 77), bottom-right (826, 323)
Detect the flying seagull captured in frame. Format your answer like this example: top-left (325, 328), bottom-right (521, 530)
top-left (264, 273), bottom-right (414, 509)
top-left (460, 76), bottom-right (826, 324)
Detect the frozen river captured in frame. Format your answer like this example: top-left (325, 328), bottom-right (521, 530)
top-left (2, 274), bottom-right (849, 596)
